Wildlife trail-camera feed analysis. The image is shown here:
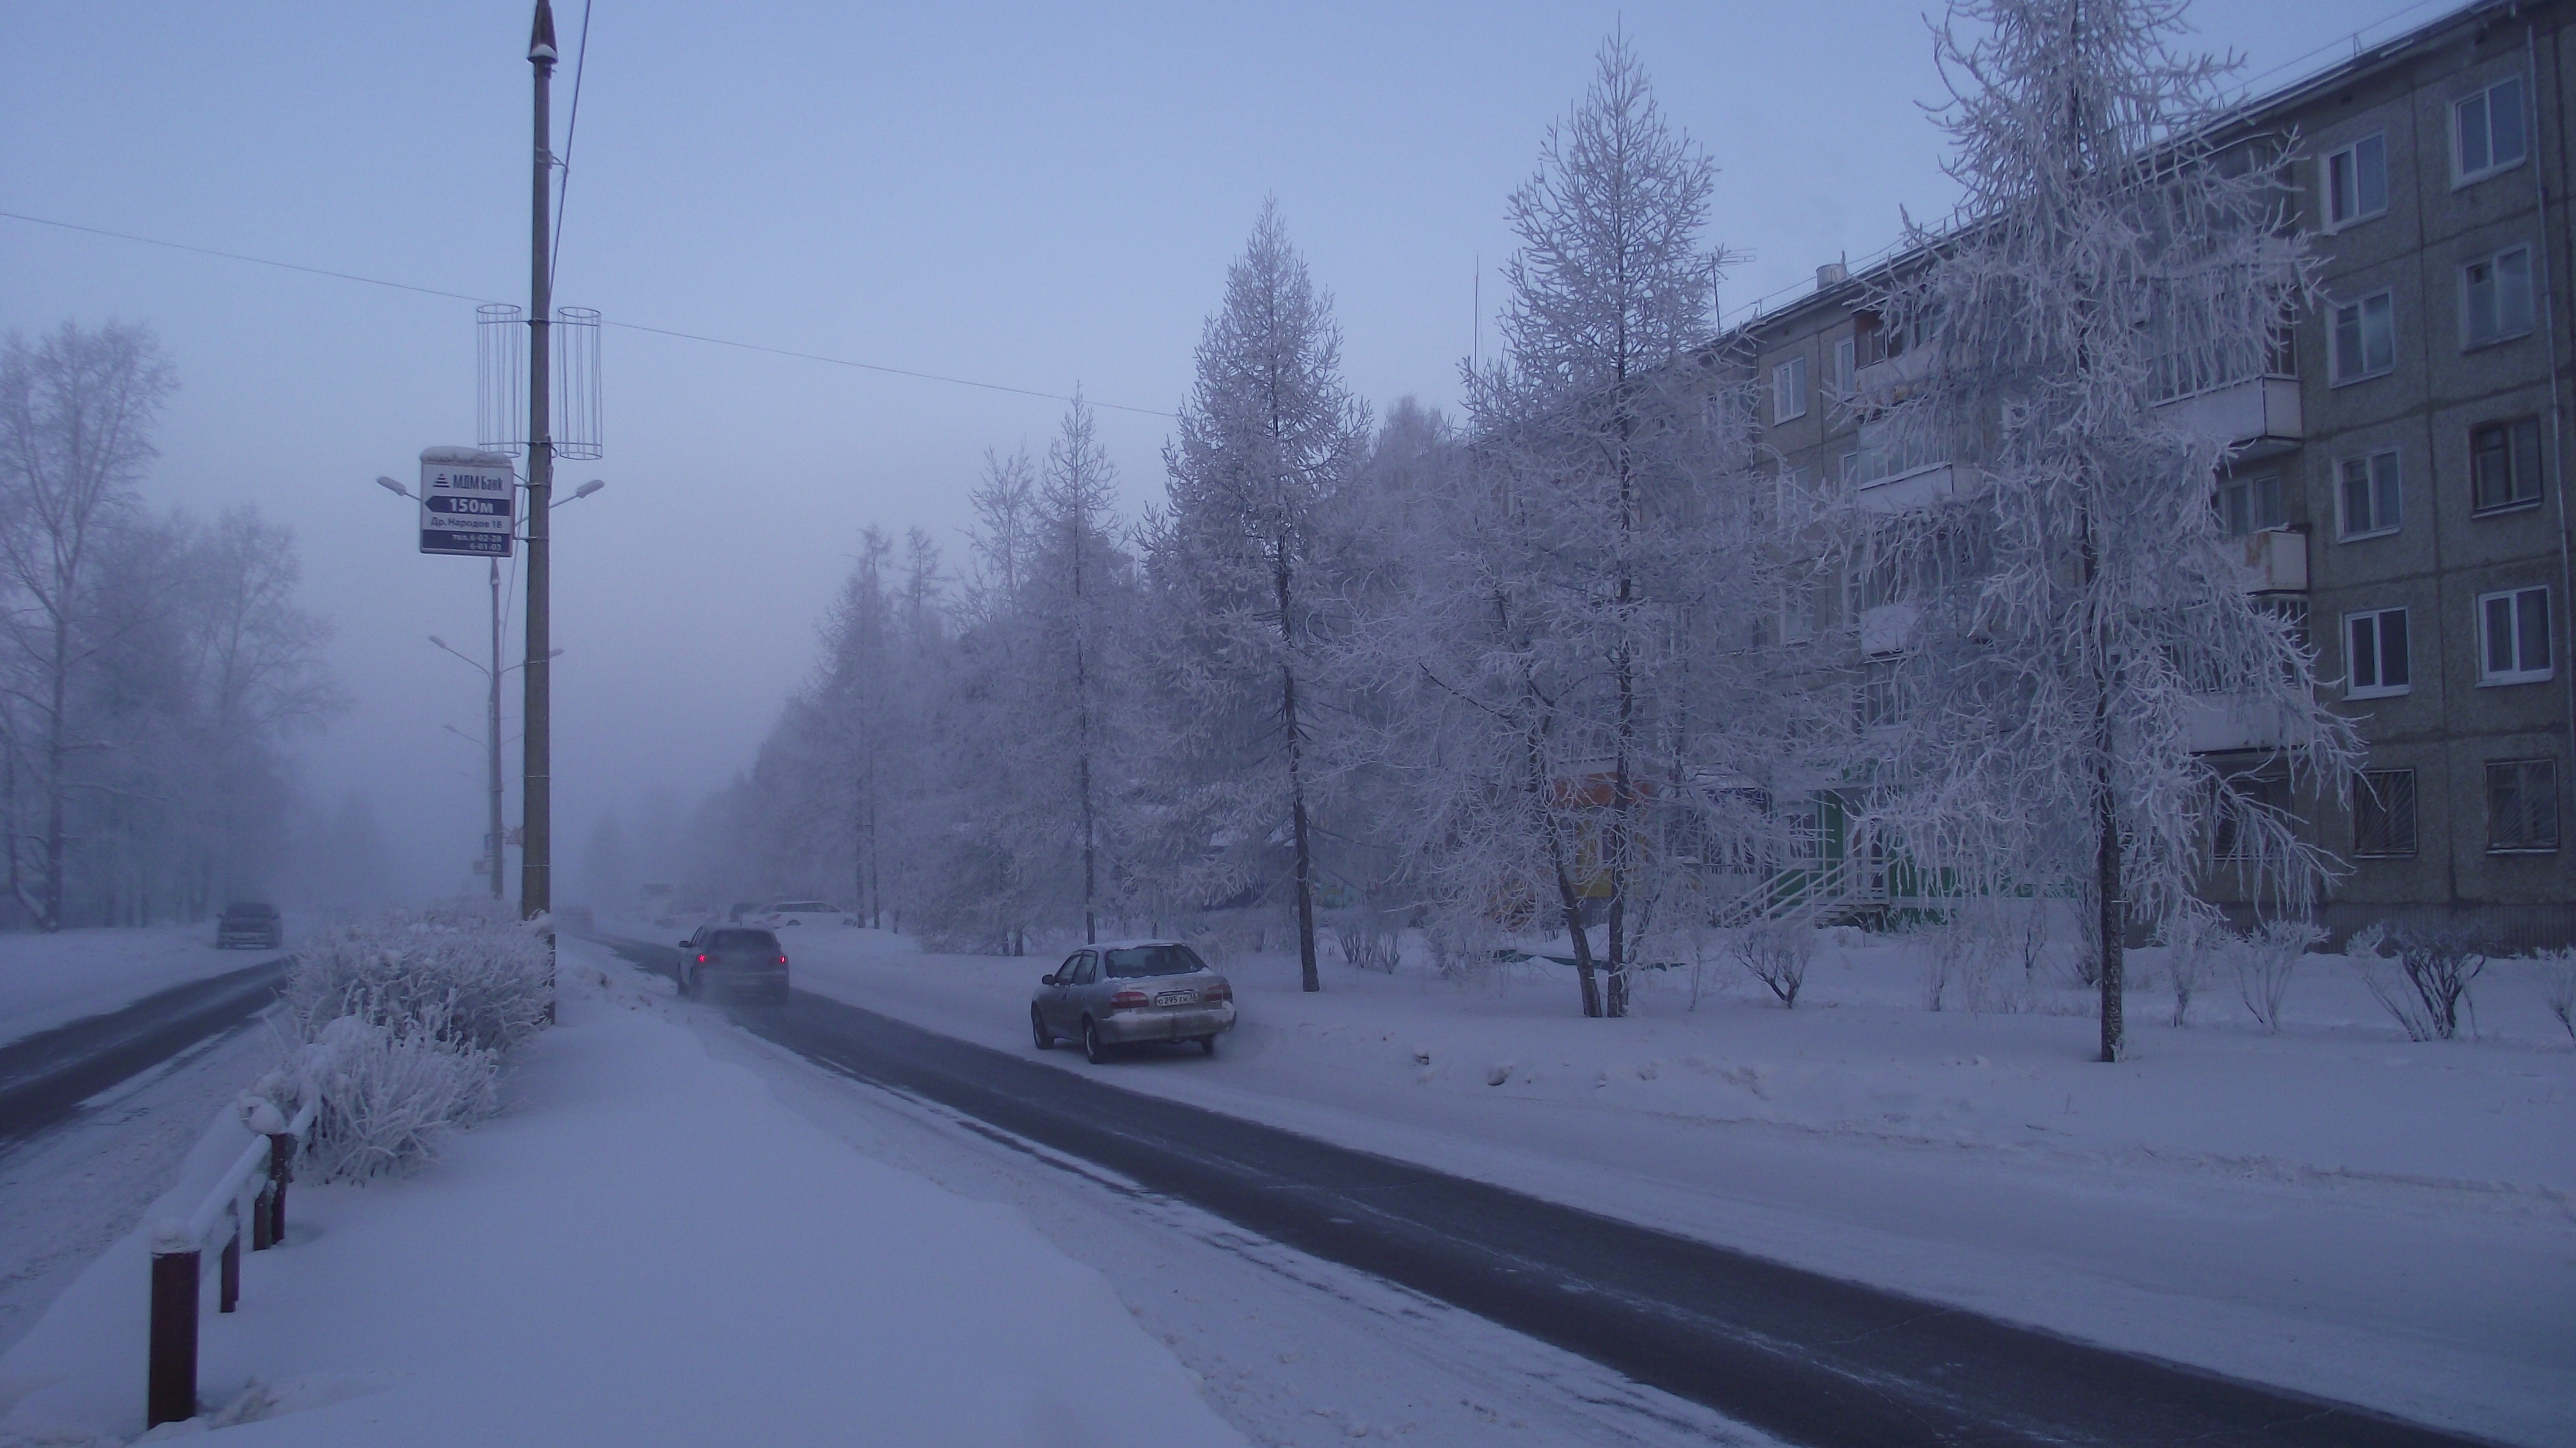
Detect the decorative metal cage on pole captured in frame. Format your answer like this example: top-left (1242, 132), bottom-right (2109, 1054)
top-left (553, 306), bottom-right (602, 461)
top-left (477, 304), bottom-right (526, 457)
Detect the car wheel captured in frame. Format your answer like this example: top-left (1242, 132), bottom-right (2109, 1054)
top-left (1081, 1018), bottom-right (1109, 1065)
top-left (1031, 1007), bottom-right (1055, 1051)
top-left (1200, 1034), bottom-right (1218, 1057)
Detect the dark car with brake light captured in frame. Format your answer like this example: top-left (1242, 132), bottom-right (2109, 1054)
top-left (677, 925), bottom-right (790, 1003)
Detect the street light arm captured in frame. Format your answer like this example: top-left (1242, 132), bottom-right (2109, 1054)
top-left (430, 636), bottom-right (491, 676)
top-left (376, 476), bottom-right (413, 499)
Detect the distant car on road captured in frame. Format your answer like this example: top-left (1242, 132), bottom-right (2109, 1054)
top-left (1032, 940), bottom-right (1235, 1064)
top-left (761, 900), bottom-right (850, 928)
top-left (215, 902), bottom-right (282, 950)
top-left (676, 925), bottom-right (790, 1003)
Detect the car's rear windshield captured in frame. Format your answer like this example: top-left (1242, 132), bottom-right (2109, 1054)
top-left (711, 929), bottom-right (781, 950)
top-left (1103, 945), bottom-right (1205, 978)
top-left (222, 904), bottom-right (276, 919)
top-left (774, 902), bottom-right (832, 913)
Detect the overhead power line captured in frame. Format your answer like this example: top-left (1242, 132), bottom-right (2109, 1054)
top-left (0, 208), bottom-right (1176, 419)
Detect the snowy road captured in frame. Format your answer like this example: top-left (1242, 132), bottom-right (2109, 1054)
top-left (0, 955), bottom-right (287, 1148)
top-left (599, 935), bottom-right (2488, 1448)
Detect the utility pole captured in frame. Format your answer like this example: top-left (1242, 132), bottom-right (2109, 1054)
top-left (486, 557), bottom-right (505, 900)
top-left (521, 0), bottom-right (556, 926)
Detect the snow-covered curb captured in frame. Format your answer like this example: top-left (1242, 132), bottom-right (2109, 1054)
top-left (0, 937), bottom-right (1245, 1446)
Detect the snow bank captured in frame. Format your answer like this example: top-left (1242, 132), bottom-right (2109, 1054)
top-left (0, 926), bottom-right (268, 1051)
top-left (0, 937), bottom-right (1245, 1447)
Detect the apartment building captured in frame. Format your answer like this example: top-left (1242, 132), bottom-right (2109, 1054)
top-left (1720, 0), bottom-right (2575, 945)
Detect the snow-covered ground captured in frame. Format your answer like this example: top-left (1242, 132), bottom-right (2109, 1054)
top-left (0, 926), bottom-right (281, 1051)
top-left (0, 940), bottom-right (1249, 1447)
top-left (742, 919), bottom-right (2576, 1448)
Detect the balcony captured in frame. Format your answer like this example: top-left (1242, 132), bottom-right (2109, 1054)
top-left (2215, 525), bottom-right (2307, 595)
top-left (2153, 370), bottom-right (2302, 461)
top-left (2182, 693), bottom-right (2302, 754)
top-left (1851, 342), bottom-right (1944, 407)
top-left (1855, 461), bottom-right (1960, 513)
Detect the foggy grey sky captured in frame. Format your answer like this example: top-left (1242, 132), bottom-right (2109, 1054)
top-left (3, 0), bottom-right (2445, 898)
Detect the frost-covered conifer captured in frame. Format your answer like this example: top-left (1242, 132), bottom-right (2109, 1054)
top-left (1146, 203), bottom-right (1368, 993)
top-left (1840, 0), bottom-right (2358, 1060)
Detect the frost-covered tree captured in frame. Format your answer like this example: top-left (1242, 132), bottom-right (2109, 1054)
top-left (1146, 203), bottom-right (1369, 993)
top-left (1407, 35), bottom-right (1773, 1017)
top-left (1841, 0), bottom-right (2359, 1060)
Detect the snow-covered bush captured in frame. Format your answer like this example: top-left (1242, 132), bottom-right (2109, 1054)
top-left (284, 899), bottom-right (553, 1056)
top-left (1735, 921), bottom-right (1813, 1009)
top-left (289, 1008), bottom-right (500, 1183)
top-left (2224, 920), bottom-right (2319, 1034)
top-left (2345, 922), bottom-right (2487, 1042)
top-left (2158, 914), bottom-right (2218, 1028)
top-left (1330, 910), bottom-right (1403, 973)
top-left (261, 900), bottom-right (549, 1182)
top-left (2533, 948), bottom-right (2575, 1042)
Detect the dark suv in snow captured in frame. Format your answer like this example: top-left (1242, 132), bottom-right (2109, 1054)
top-left (216, 902), bottom-right (282, 949)
top-left (676, 925), bottom-right (790, 1003)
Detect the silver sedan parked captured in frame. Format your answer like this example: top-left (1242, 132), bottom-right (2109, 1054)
top-left (1032, 940), bottom-right (1235, 1063)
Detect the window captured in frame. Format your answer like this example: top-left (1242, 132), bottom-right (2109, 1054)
top-left (2486, 759), bottom-right (2559, 853)
top-left (2345, 608), bottom-right (2411, 698)
top-left (2479, 587), bottom-right (2553, 684)
top-left (2454, 75), bottom-right (2527, 184)
top-left (1773, 356), bottom-right (1809, 423)
top-left (2213, 473), bottom-right (2284, 537)
top-left (2338, 451), bottom-right (2401, 538)
top-left (2353, 770), bottom-right (2418, 858)
top-left (2471, 417), bottom-right (2543, 511)
top-left (2325, 133), bottom-right (2389, 227)
top-left (1858, 657), bottom-right (1911, 727)
top-left (2462, 246), bottom-right (2534, 347)
top-left (2329, 292), bottom-right (2396, 383)
top-left (2212, 774), bottom-right (2293, 861)
top-left (1772, 466), bottom-right (1812, 524)
top-left (1832, 336), bottom-right (1856, 403)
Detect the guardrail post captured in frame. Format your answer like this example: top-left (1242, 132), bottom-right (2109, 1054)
top-left (264, 1130), bottom-right (295, 1245)
top-left (218, 1208), bottom-right (240, 1313)
top-left (147, 1221), bottom-right (198, 1427)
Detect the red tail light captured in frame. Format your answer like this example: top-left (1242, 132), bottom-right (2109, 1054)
top-left (777, 956), bottom-right (788, 965)
top-left (1203, 980), bottom-right (1231, 1004)
top-left (696, 953), bottom-right (709, 964)
top-left (1109, 989), bottom-right (1150, 1010)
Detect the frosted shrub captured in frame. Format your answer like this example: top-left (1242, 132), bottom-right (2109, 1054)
top-left (2346, 922), bottom-right (2487, 1042)
top-left (2159, 914), bottom-right (2217, 1028)
top-left (1736, 920), bottom-right (1813, 1009)
top-left (290, 1007), bottom-right (500, 1183)
top-left (2225, 920), bottom-right (2320, 1034)
top-left (2533, 948), bottom-right (2575, 1042)
top-left (285, 899), bottom-right (553, 1056)
top-left (264, 900), bottom-right (547, 1182)
top-left (1331, 910), bottom-right (1404, 973)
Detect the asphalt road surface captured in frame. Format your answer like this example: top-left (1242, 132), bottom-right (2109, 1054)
top-left (0, 957), bottom-right (289, 1150)
top-left (597, 935), bottom-right (2492, 1448)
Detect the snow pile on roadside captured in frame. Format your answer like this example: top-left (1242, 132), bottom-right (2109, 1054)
top-left (0, 937), bottom-right (1246, 1447)
top-left (0, 926), bottom-right (267, 1051)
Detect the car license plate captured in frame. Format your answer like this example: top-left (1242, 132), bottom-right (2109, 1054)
top-left (1155, 991), bottom-right (1193, 1007)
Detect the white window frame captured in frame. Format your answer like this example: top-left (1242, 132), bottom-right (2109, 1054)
top-left (2343, 607), bottom-right (2410, 699)
top-left (2471, 415), bottom-right (2545, 514)
top-left (1832, 336), bottom-right (1856, 405)
top-left (2213, 472), bottom-right (2283, 537)
top-left (2323, 133), bottom-right (2389, 231)
top-left (2461, 244), bottom-right (2535, 348)
top-left (1772, 355), bottom-right (1809, 424)
top-left (2336, 449), bottom-right (2401, 540)
top-left (2453, 74), bottom-right (2528, 186)
top-left (2329, 291), bottom-right (2396, 385)
top-left (2477, 586), bottom-right (2553, 686)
